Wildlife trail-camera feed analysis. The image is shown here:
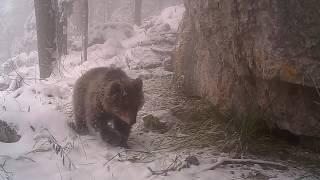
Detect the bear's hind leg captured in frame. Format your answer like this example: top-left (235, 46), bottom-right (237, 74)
top-left (70, 107), bottom-right (89, 135)
top-left (72, 86), bottom-right (89, 135)
top-left (68, 121), bottom-right (89, 135)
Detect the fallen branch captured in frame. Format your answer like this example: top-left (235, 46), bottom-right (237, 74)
top-left (147, 155), bottom-right (181, 176)
top-left (147, 167), bottom-right (173, 176)
top-left (104, 149), bottom-right (152, 166)
top-left (14, 70), bottom-right (30, 86)
top-left (103, 151), bottom-right (124, 166)
top-left (200, 157), bottom-right (288, 172)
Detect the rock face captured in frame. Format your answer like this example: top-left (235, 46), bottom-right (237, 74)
top-left (174, 0), bottom-right (320, 137)
top-left (0, 120), bottom-right (21, 143)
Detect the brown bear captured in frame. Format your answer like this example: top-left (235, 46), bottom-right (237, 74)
top-left (70, 67), bottom-right (144, 148)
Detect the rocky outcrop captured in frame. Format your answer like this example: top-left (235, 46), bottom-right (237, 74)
top-left (174, 0), bottom-right (320, 137)
top-left (0, 120), bottom-right (21, 143)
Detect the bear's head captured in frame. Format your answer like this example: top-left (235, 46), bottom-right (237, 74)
top-left (103, 78), bottom-right (144, 125)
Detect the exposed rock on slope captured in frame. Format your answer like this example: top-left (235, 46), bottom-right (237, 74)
top-left (0, 120), bottom-right (20, 143)
top-left (174, 0), bottom-right (320, 137)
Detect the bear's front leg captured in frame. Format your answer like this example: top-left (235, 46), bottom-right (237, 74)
top-left (113, 119), bottom-right (131, 148)
top-left (99, 123), bottom-right (128, 148)
top-left (86, 109), bottom-right (129, 148)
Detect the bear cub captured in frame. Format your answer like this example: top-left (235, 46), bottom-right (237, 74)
top-left (70, 67), bottom-right (144, 148)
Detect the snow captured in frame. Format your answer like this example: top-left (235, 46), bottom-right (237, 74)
top-left (0, 1), bottom-right (13, 15)
top-left (0, 5), bottom-right (316, 180)
top-left (153, 5), bottom-right (185, 32)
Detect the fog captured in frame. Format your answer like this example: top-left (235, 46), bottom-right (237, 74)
top-left (0, 1), bottom-right (319, 180)
top-left (0, 0), bottom-right (182, 63)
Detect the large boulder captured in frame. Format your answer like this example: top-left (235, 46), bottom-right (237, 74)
top-left (174, 0), bottom-right (320, 137)
top-left (0, 120), bottom-right (20, 143)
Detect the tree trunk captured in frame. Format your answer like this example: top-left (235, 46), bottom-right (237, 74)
top-left (134, 0), bottom-right (142, 26)
top-left (82, 0), bottom-right (88, 62)
top-left (105, 0), bottom-right (112, 22)
top-left (61, 17), bottom-right (68, 55)
top-left (56, 0), bottom-right (69, 56)
top-left (157, 0), bottom-right (164, 13)
top-left (34, 0), bottom-right (57, 79)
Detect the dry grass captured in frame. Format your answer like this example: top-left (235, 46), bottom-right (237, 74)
top-left (27, 128), bottom-right (75, 170)
top-left (143, 100), bottom-right (230, 153)
top-left (148, 98), bottom-right (320, 168)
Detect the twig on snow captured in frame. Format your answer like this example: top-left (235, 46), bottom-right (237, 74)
top-left (56, 163), bottom-right (63, 180)
top-left (26, 128), bottom-right (75, 170)
top-left (104, 149), bottom-right (152, 166)
top-left (14, 70), bottom-right (30, 86)
top-left (200, 157), bottom-right (288, 172)
top-left (147, 155), bottom-right (181, 176)
top-left (104, 151), bottom-right (123, 166)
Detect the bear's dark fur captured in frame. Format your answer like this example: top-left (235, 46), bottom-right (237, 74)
top-left (71, 67), bottom-right (144, 147)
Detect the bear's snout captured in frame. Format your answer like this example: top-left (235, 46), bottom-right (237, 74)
top-left (116, 111), bottom-right (137, 126)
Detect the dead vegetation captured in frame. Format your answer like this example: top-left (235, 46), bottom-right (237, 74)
top-left (0, 159), bottom-right (11, 180)
top-left (26, 128), bottom-right (75, 170)
top-left (132, 74), bottom-right (320, 176)
top-left (56, 69), bottom-right (320, 177)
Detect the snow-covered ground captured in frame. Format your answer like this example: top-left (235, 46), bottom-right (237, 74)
top-left (0, 5), bottom-right (317, 180)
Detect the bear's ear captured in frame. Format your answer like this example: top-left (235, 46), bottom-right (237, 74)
top-left (134, 78), bottom-right (143, 90)
top-left (110, 81), bottom-right (122, 95)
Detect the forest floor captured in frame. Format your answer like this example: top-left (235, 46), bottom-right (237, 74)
top-left (0, 5), bottom-right (320, 180)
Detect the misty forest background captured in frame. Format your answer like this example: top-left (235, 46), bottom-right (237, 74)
top-left (0, 0), bottom-right (181, 79)
top-left (0, 0), bottom-right (320, 179)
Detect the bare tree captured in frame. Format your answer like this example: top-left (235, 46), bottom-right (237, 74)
top-left (105, 0), bottom-right (112, 22)
top-left (34, 0), bottom-right (57, 79)
top-left (134, 0), bottom-right (142, 26)
top-left (82, 0), bottom-right (89, 62)
top-left (157, 0), bottom-right (164, 12)
top-left (56, 0), bottom-right (71, 57)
